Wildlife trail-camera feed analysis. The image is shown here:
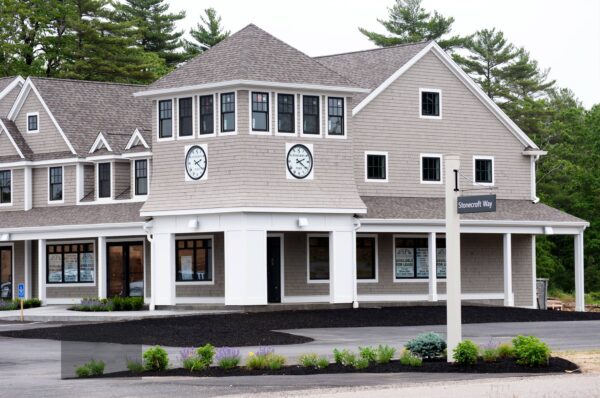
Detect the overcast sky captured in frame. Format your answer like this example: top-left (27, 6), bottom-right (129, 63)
top-left (168, 0), bottom-right (599, 107)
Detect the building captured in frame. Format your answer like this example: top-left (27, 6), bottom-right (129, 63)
top-left (0, 25), bottom-right (588, 310)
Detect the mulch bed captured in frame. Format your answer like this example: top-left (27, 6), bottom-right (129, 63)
top-left (91, 357), bottom-right (579, 379)
top-left (3, 305), bottom-right (600, 347)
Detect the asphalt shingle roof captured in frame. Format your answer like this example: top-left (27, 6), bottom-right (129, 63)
top-left (0, 117), bottom-right (32, 159)
top-left (146, 24), bottom-right (361, 92)
top-left (0, 77), bottom-right (17, 93)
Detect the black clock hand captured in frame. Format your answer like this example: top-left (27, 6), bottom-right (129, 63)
top-left (296, 159), bottom-right (308, 170)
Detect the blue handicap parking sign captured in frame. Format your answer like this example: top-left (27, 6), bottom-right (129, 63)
top-left (18, 283), bottom-right (24, 299)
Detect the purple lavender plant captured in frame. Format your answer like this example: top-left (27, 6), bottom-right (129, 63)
top-left (179, 347), bottom-right (195, 362)
top-left (215, 347), bottom-right (241, 369)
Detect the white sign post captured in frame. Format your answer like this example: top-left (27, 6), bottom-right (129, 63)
top-left (445, 154), bottom-right (462, 362)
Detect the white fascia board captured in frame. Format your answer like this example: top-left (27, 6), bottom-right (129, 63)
top-left (89, 132), bottom-right (112, 153)
top-left (359, 217), bottom-right (589, 228)
top-left (0, 158), bottom-right (81, 168)
top-left (522, 150), bottom-right (547, 156)
top-left (0, 221), bottom-right (145, 235)
top-left (125, 128), bottom-right (150, 150)
top-left (141, 206), bottom-right (368, 217)
top-left (133, 79), bottom-right (371, 98)
top-left (0, 118), bottom-right (25, 158)
top-left (122, 151), bottom-right (153, 159)
top-left (0, 76), bottom-right (24, 101)
top-left (7, 78), bottom-right (77, 154)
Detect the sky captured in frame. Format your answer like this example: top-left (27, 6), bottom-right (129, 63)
top-left (167, 0), bottom-right (600, 107)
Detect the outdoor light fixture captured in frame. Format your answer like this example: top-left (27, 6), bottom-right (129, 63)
top-left (298, 217), bottom-right (309, 227)
top-left (0, 233), bottom-right (10, 241)
top-left (188, 218), bottom-right (200, 229)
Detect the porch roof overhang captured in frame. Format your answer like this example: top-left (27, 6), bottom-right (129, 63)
top-left (357, 196), bottom-right (589, 235)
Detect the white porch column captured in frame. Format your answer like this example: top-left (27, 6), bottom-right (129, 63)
top-left (37, 239), bottom-right (46, 304)
top-left (503, 233), bottom-right (514, 307)
top-left (330, 230), bottom-right (354, 304)
top-left (224, 229), bottom-right (267, 305)
top-left (97, 236), bottom-right (107, 299)
top-left (153, 232), bottom-right (176, 306)
top-left (24, 240), bottom-right (32, 299)
top-left (428, 232), bottom-right (438, 301)
top-left (574, 232), bottom-right (585, 312)
top-left (23, 167), bottom-right (32, 211)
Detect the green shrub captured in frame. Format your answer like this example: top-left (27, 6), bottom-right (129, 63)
top-left (405, 332), bottom-right (447, 359)
top-left (316, 356), bottom-right (329, 369)
top-left (353, 357), bottom-right (370, 370)
top-left (481, 348), bottom-right (499, 363)
top-left (332, 349), bottom-right (356, 366)
top-left (196, 344), bottom-right (216, 367)
top-left (399, 349), bottom-right (422, 367)
top-left (333, 348), bottom-right (344, 364)
top-left (496, 343), bottom-right (514, 359)
top-left (246, 353), bottom-right (268, 370)
top-left (0, 298), bottom-right (43, 311)
top-left (374, 345), bottom-right (396, 364)
top-left (453, 340), bottom-right (479, 365)
top-left (299, 353), bottom-right (319, 368)
top-left (216, 347), bottom-right (241, 369)
top-left (75, 359), bottom-right (105, 377)
top-left (358, 346), bottom-right (377, 363)
top-left (183, 356), bottom-right (207, 372)
top-left (266, 354), bottom-right (286, 370)
top-left (143, 346), bottom-right (169, 371)
top-left (512, 336), bottom-right (551, 367)
top-left (126, 359), bottom-right (144, 373)
top-left (75, 365), bottom-right (91, 378)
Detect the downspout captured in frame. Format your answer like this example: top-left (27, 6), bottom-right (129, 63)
top-left (143, 219), bottom-right (155, 310)
top-left (352, 217), bottom-right (361, 309)
top-left (531, 155), bottom-right (540, 203)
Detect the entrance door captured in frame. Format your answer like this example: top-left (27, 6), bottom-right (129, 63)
top-left (0, 247), bottom-right (12, 299)
top-left (107, 242), bottom-right (144, 297)
top-left (266, 236), bottom-right (281, 303)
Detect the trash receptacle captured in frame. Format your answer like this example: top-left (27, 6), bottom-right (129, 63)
top-left (536, 278), bottom-right (549, 310)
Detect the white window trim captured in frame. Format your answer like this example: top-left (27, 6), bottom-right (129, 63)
top-left (326, 96), bottom-right (347, 139)
top-left (364, 151), bottom-right (388, 183)
top-left (274, 92), bottom-right (298, 136)
top-left (473, 155), bottom-right (495, 186)
top-left (392, 233), bottom-right (448, 283)
top-left (132, 158), bottom-right (149, 199)
top-left (26, 112), bottom-right (39, 133)
top-left (177, 96), bottom-right (195, 140)
top-left (300, 93), bottom-right (323, 138)
top-left (249, 91), bottom-right (272, 135)
top-left (419, 153), bottom-right (443, 185)
top-left (45, 239), bottom-right (96, 286)
top-left (218, 91), bottom-right (238, 136)
top-left (419, 88), bottom-right (442, 120)
top-left (356, 234), bottom-right (378, 283)
top-left (95, 162), bottom-right (112, 201)
top-left (307, 233), bottom-right (330, 284)
top-left (198, 93), bottom-right (217, 138)
top-left (157, 99), bottom-right (175, 142)
top-left (0, 169), bottom-right (13, 207)
top-left (47, 165), bottom-right (65, 204)
top-left (174, 234), bottom-right (215, 286)
top-left (89, 132), bottom-right (112, 153)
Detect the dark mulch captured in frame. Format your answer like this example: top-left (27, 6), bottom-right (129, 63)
top-left (91, 357), bottom-right (579, 379)
top-left (3, 305), bottom-right (600, 347)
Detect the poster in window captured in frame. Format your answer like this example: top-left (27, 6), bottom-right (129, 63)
top-left (436, 248), bottom-right (447, 278)
top-left (64, 253), bottom-right (78, 282)
top-left (416, 247), bottom-right (429, 278)
top-left (180, 255), bottom-right (193, 280)
top-left (48, 254), bottom-right (62, 282)
top-left (80, 252), bottom-right (94, 282)
top-left (395, 247), bottom-right (414, 278)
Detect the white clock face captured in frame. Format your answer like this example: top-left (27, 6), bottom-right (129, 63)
top-left (185, 145), bottom-right (207, 180)
top-left (287, 144), bottom-right (313, 179)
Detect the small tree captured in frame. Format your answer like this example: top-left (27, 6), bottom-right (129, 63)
top-left (184, 8), bottom-right (230, 57)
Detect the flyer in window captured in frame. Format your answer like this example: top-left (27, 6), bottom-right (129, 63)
top-left (64, 253), bottom-right (78, 282)
top-left (180, 256), bottom-right (193, 280)
top-left (395, 247), bottom-right (414, 278)
top-left (416, 247), bottom-right (429, 278)
top-left (48, 253), bottom-right (62, 283)
top-left (437, 248), bottom-right (447, 278)
top-left (80, 252), bottom-right (95, 282)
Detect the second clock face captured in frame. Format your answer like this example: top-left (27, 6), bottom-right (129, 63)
top-left (287, 144), bottom-right (313, 179)
top-left (185, 145), bottom-right (207, 180)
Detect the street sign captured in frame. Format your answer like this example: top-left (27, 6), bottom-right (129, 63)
top-left (17, 283), bottom-right (24, 299)
top-left (457, 194), bottom-right (496, 214)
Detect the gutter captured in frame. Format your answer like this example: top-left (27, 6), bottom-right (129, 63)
top-left (352, 217), bottom-right (361, 309)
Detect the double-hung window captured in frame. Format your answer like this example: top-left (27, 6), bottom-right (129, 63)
top-left (277, 94), bottom-right (294, 133)
top-left (178, 97), bottom-right (193, 137)
top-left (98, 162), bottom-right (111, 199)
top-left (308, 235), bottom-right (329, 282)
top-left (251, 92), bottom-right (269, 132)
top-left (199, 95), bottom-right (214, 135)
top-left (158, 100), bottom-right (173, 138)
top-left (220, 92), bottom-right (235, 133)
top-left (356, 236), bottom-right (376, 280)
top-left (421, 155), bottom-right (442, 183)
top-left (134, 159), bottom-right (148, 196)
top-left (394, 237), bottom-right (447, 280)
top-left (47, 243), bottom-right (95, 284)
top-left (176, 238), bottom-right (213, 282)
top-left (302, 95), bottom-right (320, 135)
top-left (0, 170), bottom-right (11, 204)
top-left (474, 156), bottom-right (494, 185)
top-left (365, 152), bottom-right (387, 181)
top-left (327, 97), bottom-right (344, 136)
top-left (420, 90), bottom-right (441, 118)
top-left (49, 167), bottom-right (63, 202)
top-left (27, 113), bottom-right (38, 132)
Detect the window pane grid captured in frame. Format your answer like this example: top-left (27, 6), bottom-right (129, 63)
top-left (221, 93), bottom-right (235, 132)
top-left (158, 100), bottom-right (172, 138)
top-left (199, 95), bottom-right (214, 134)
top-left (49, 167), bottom-right (62, 201)
top-left (309, 236), bottom-right (329, 281)
top-left (422, 157), bottom-right (441, 182)
top-left (277, 94), bottom-right (294, 133)
top-left (328, 97), bottom-right (344, 135)
top-left (178, 97), bottom-right (193, 136)
top-left (421, 91), bottom-right (440, 116)
top-left (366, 154), bottom-right (386, 180)
top-left (395, 237), bottom-right (447, 279)
top-left (251, 92), bottom-right (269, 131)
top-left (176, 239), bottom-right (213, 282)
top-left (46, 243), bottom-right (95, 284)
top-left (98, 163), bottom-right (110, 198)
top-left (0, 170), bottom-right (11, 204)
top-left (135, 159), bottom-right (148, 196)
top-left (28, 115), bottom-right (38, 131)
top-left (303, 96), bottom-right (319, 134)
top-left (475, 159), bottom-right (493, 183)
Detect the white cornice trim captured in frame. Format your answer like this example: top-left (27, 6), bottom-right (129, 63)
top-left (0, 118), bottom-right (25, 158)
top-left (134, 79), bottom-right (371, 98)
top-left (359, 218), bottom-right (589, 228)
top-left (0, 221), bottom-right (145, 234)
top-left (522, 150), bottom-right (547, 156)
top-left (141, 206), bottom-right (368, 217)
top-left (122, 151), bottom-right (153, 159)
top-left (125, 128), bottom-right (150, 150)
top-left (0, 76), bottom-right (24, 101)
top-left (7, 78), bottom-right (77, 154)
top-left (89, 132), bottom-right (112, 153)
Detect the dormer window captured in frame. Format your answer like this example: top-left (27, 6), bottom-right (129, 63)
top-left (420, 89), bottom-right (441, 118)
top-left (0, 170), bottom-right (11, 204)
top-left (327, 97), bottom-right (344, 136)
top-left (220, 92), bottom-right (235, 133)
top-left (302, 95), bottom-right (320, 135)
top-left (98, 162), bottom-right (111, 199)
top-left (27, 112), bottom-right (39, 133)
top-left (251, 92), bottom-right (269, 132)
top-left (158, 100), bottom-right (173, 138)
top-left (49, 167), bottom-right (63, 202)
top-left (178, 97), bottom-right (193, 137)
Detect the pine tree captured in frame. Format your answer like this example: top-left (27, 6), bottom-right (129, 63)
top-left (359, 0), bottom-right (465, 50)
top-left (184, 8), bottom-right (230, 57)
top-left (115, 0), bottom-right (186, 67)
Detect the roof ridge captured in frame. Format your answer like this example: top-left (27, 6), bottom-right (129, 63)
top-left (314, 40), bottom-right (431, 59)
top-left (30, 76), bottom-right (147, 87)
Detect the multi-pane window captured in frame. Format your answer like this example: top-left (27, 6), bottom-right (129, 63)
top-left (394, 237), bottom-right (447, 280)
top-left (421, 156), bottom-right (441, 182)
top-left (421, 91), bottom-right (440, 117)
top-left (221, 92), bottom-right (235, 132)
top-left (277, 94), bottom-right (294, 133)
top-left (251, 92), bottom-right (269, 132)
top-left (135, 159), bottom-right (148, 196)
top-left (366, 153), bottom-right (387, 180)
top-left (0, 170), bottom-right (11, 204)
top-left (356, 236), bottom-right (376, 280)
top-left (158, 100), bottom-right (172, 138)
top-left (303, 95), bottom-right (320, 134)
top-left (98, 162), bottom-right (111, 198)
top-left (47, 243), bottom-right (95, 284)
top-left (327, 97), bottom-right (344, 135)
top-left (27, 114), bottom-right (38, 132)
top-left (178, 97), bottom-right (193, 137)
top-left (308, 236), bottom-right (329, 281)
top-left (49, 167), bottom-right (63, 201)
top-left (176, 239), bottom-right (213, 282)
top-left (199, 95), bottom-right (214, 135)
top-left (475, 158), bottom-right (493, 184)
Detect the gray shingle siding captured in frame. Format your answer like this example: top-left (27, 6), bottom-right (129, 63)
top-left (113, 161), bottom-right (131, 199)
top-left (0, 83), bottom-right (21, 117)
